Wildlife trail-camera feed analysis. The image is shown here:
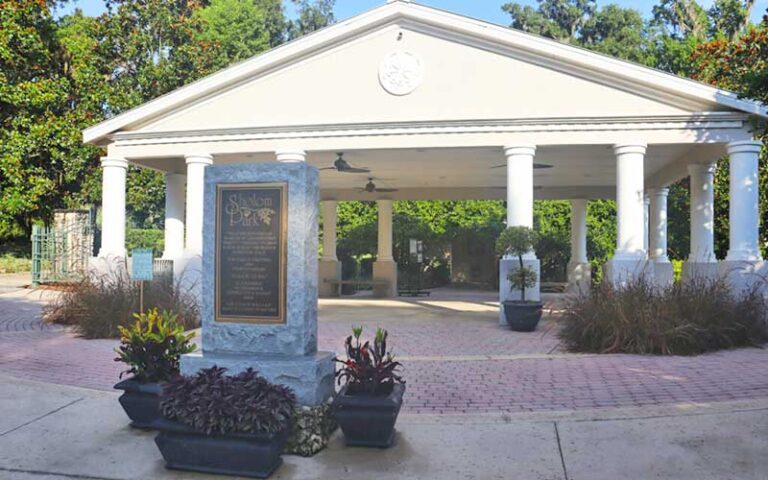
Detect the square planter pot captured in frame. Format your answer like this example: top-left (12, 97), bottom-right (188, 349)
top-left (333, 383), bottom-right (405, 448)
top-left (113, 378), bottom-right (162, 429)
top-left (153, 418), bottom-right (288, 479)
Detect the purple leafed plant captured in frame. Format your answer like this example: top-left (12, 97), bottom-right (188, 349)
top-left (161, 366), bottom-right (296, 435)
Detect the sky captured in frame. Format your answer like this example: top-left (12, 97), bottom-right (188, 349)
top-left (56, 0), bottom-right (767, 25)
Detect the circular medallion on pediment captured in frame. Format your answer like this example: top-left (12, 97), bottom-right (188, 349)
top-left (378, 50), bottom-right (424, 96)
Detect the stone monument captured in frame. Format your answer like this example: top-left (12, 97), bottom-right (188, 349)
top-left (181, 162), bottom-right (334, 406)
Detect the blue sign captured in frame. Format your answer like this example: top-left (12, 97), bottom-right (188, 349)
top-left (131, 249), bottom-right (154, 281)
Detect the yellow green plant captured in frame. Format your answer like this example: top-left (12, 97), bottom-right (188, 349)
top-left (114, 309), bottom-right (197, 383)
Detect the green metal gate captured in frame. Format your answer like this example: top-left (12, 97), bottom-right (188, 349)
top-left (31, 210), bottom-right (95, 286)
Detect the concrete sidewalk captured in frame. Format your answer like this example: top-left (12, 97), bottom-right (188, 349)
top-left (0, 375), bottom-right (766, 479)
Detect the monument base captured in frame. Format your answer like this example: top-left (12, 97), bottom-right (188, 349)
top-left (181, 351), bottom-right (335, 406)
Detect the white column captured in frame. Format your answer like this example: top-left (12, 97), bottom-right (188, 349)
top-left (184, 153), bottom-right (213, 256)
top-left (373, 199), bottom-right (397, 297)
top-left (98, 157), bottom-right (128, 257)
top-left (319, 200), bottom-right (341, 297)
top-left (643, 194), bottom-right (650, 257)
top-left (377, 199), bottom-right (394, 261)
top-left (726, 141), bottom-right (763, 262)
top-left (648, 188), bottom-right (670, 262)
top-left (162, 173), bottom-right (186, 259)
top-left (567, 199), bottom-right (590, 292)
top-left (687, 163), bottom-right (717, 263)
top-left (276, 149), bottom-right (306, 163)
top-left (322, 201), bottom-right (338, 261)
top-left (648, 187), bottom-right (673, 286)
top-left (504, 145), bottom-right (536, 229)
top-left (614, 144), bottom-right (646, 258)
top-left (499, 145), bottom-right (540, 322)
top-left (605, 144), bottom-right (650, 284)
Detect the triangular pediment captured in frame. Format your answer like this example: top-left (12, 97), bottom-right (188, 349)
top-left (84, 1), bottom-right (766, 144)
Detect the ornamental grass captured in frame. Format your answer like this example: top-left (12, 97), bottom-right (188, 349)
top-left (559, 276), bottom-right (768, 355)
top-left (43, 266), bottom-right (199, 339)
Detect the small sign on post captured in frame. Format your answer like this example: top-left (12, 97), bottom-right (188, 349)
top-left (131, 249), bottom-right (154, 314)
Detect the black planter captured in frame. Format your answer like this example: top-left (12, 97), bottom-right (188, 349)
top-left (503, 301), bottom-right (543, 332)
top-left (113, 378), bottom-right (162, 429)
top-left (333, 383), bottom-right (405, 448)
top-left (154, 418), bottom-right (288, 479)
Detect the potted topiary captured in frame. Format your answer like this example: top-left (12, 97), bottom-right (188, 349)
top-left (113, 309), bottom-right (196, 429)
top-left (333, 327), bottom-right (405, 448)
top-left (496, 226), bottom-right (542, 332)
top-left (154, 366), bottom-right (296, 478)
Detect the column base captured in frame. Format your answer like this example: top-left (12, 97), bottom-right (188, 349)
top-left (603, 256), bottom-right (653, 287)
top-left (318, 260), bottom-right (341, 298)
top-left (88, 255), bottom-right (127, 278)
top-left (181, 351), bottom-right (334, 406)
top-left (372, 260), bottom-right (398, 298)
top-left (499, 257), bottom-right (540, 325)
top-left (566, 261), bottom-right (591, 294)
top-left (718, 260), bottom-right (768, 294)
top-left (681, 261), bottom-right (719, 282)
top-left (651, 261), bottom-right (674, 287)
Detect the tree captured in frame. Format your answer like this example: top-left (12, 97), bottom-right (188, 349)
top-left (503, 0), bottom-right (596, 43)
top-left (289, 0), bottom-right (335, 39)
top-left (0, 2), bottom-right (104, 238)
top-left (194, 0), bottom-right (285, 70)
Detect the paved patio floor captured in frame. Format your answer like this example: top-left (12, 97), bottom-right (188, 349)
top-left (1, 284), bottom-right (768, 414)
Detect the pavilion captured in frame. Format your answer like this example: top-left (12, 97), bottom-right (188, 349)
top-left (83, 0), bottom-right (767, 321)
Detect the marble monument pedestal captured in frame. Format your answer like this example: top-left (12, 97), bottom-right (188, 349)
top-left (181, 161), bottom-right (335, 406)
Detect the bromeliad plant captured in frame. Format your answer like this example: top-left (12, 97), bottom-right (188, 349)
top-left (496, 226), bottom-right (538, 302)
top-left (335, 327), bottom-right (404, 396)
top-left (161, 366), bottom-right (297, 435)
top-left (114, 309), bottom-right (197, 383)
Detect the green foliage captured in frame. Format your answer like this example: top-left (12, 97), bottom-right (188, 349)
top-left (114, 308), bottom-right (196, 383)
top-left (534, 201), bottom-right (571, 281)
top-left (126, 228), bottom-right (164, 257)
top-left (0, 254), bottom-right (31, 273)
top-left (43, 265), bottom-right (200, 338)
top-left (560, 276), bottom-right (768, 355)
top-left (496, 226), bottom-right (538, 258)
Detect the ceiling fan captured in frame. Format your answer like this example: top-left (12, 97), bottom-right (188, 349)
top-left (490, 163), bottom-right (553, 170)
top-left (319, 152), bottom-right (370, 173)
top-left (359, 178), bottom-right (398, 193)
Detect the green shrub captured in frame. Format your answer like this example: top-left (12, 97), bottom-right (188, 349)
top-left (126, 229), bottom-right (164, 257)
top-left (496, 226), bottom-right (538, 302)
top-left (115, 309), bottom-right (197, 383)
top-left (559, 277), bottom-right (768, 355)
top-left (672, 259), bottom-right (684, 283)
top-left (43, 266), bottom-right (199, 339)
top-left (0, 254), bottom-right (32, 273)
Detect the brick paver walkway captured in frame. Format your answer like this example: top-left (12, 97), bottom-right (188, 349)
top-left (1, 287), bottom-right (767, 414)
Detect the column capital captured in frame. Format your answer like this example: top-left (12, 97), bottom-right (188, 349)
top-left (687, 162), bottom-right (716, 176)
top-left (100, 157), bottom-right (128, 169)
top-left (503, 145), bottom-right (536, 157)
top-left (727, 140), bottom-right (762, 155)
top-left (276, 149), bottom-right (306, 163)
top-left (613, 144), bottom-right (647, 156)
top-left (184, 153), bottom-right (213, 165)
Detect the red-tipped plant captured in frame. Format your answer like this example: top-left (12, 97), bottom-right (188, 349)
top-left (334, 327), bottom-right (404, 396)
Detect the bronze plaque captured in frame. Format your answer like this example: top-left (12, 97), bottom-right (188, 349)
top-left (215, 183), bottom-right (287, 324)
